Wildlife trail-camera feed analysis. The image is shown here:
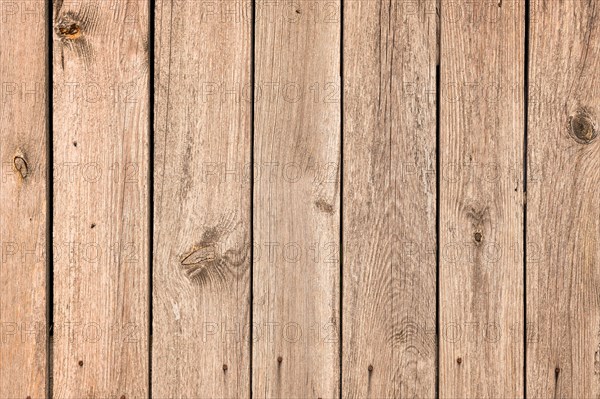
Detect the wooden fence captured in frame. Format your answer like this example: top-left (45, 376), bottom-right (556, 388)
top-left (0, 0), bottom-right (599, 397)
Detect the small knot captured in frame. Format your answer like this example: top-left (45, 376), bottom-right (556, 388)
top-left (78, 360), bottom-right (84, 367)
top-left (222, 364), bottom-right (228, 371)
top-left (569, 108), bottom-right (597, 144)
top-left (277, 356), bottom-right (283, 363)
top-left (473, 232), bottom-right (482, 243)
top-left (555, 367), bottom-right (560, 375)
top-left (57, 23), bottom-right (81, 39)
top-left (368, 364), bottom-right (373, 372)
top-left (120, 395), bottom-right (126, 399)
top-left (13, 155), bottom-right (28, 179)
top-left (457, 357), bottom-right (462, 365)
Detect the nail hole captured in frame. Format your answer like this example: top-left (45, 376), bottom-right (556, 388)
top-left (457, 357), bottom-right (462, 364)
top-left (73, 141), bottom-right (78, 147)
top-left (222, 364), bottom-right (228, 371)
top-left (78, 360), bottom-right (84, 367)
top-left (91, 223), bottom-right (96, 229)
top-left (368, 364), bottom-right (373, 372)
top-left (277, 356), bottom-right (283, 363)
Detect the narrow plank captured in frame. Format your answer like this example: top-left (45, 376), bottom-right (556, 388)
top-left (0, 0), bottom-right (48, 397)
top-left (153, 0), bottom-right (251, 396)
top-left (342, 0), bottom-right (437, 397)
top-left (254, 0), bottom-right (341, 397)
top-left (52, 0), bottom-right (149, 396)
top-left (439, 0), bottom-right (524, 397)
top-left (527, 0), bottom-right (600, 396)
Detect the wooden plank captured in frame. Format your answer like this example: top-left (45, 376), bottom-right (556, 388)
top-left (527, 0), bottom-right (600, 396)
top-left (0, 0), bottom-right (48, 397)
top-left (342, 0), bottom-right (437, 397)
top-left (439, 0), bottom-right (524, 397)
top-left (52, 0), bottom-right (149, 396)
top-left (253, 0), bottom-right (341, 397)
top-left (153, 0), bottom-right (251, 397)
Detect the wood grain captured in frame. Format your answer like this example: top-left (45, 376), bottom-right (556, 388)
top-left (439, 0), bottom-right (524, 397)
top-left (0, 1), bottom-right (48, 397)
top-left (253, 1), bottom-right (341, 397)
top-left (153, 0), bottom-right (251, 397)
top-left (342, 0), bottom-right (437, 397)
top-left (527, 0), bottom-right (600, 396)
top-left (52, 0), bottom-right (149, 396)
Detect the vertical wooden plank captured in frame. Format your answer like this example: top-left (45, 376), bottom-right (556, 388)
top-left (342, 0), bottom-right (437, 397)
top-left (52, 0), bottom-right (149, 396)
top-left (0, 0), bottom-right (47, 397)
top-left (153, 0), bottom-right (251, 397)
top-left (254, 1), bottom-right (341, 397)
top-left (527, 0), bottom-right (600, 396)
top-left (440, 0), bottom-right (524, 397)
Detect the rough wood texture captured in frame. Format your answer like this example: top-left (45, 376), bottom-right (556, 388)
top-left (253, 1), bottom-right (341, 397)
top-left (0, 1), bottom-right (48, 397)
top-left (52, 0), bottom-right (149, 396)
top-left (153, 0), bottom-right (251, 397)
top-left (342, 0), bottom-right (437, 397)
top-left (527, 0), bottom-right (600, 396)
top-left (439, 0), bottom-right (524, 397)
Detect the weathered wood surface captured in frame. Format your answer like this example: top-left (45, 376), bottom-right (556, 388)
top-left (342, 0), bottom-right (437, 397)
top-left (253, 0), bottom-right (341, 397)
top-left (527, 0), bottom-right (600, 397)
top-left (0, 1), bottom-right (48, 397)
top-left (52, 0), bottom-right (149, 396)
top-left (3, 0), bottom-right (600, 396)
top-left (153, 0), bottom-right (251, 397)
top-left (439, 0), bottom-right (524, 397)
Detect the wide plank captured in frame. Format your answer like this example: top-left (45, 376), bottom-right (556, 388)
top-left (527, 0), bottom-right (600, 396)
top-left (439, 0), bottom-right (524, 396)
top-left (52, 0), bottom-right (149, 396)
top-left (253, 0), bottom-right (341, 397)
top-left (0, 0), bottom-right (48, 397)
top-left (153, 0), bottom-right (252, 396)
top-left (342, 0), bottom-right (437, 397)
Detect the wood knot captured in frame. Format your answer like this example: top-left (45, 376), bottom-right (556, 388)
top-left (457, 357), bottom-right (462, 365)
top-left (222, 364), bottom-right (228, 371)
top-left (315, 198), bottom-right (334, 214)
top-left (57, 23), bottom-right (81, 39)
top-left (368, 364), bottom-right (374, 372)
top-left (277, 356), bottom-right (283, 363)
top-left (13, 154), bottom-right (28, 179)
top-left (473, 232), bottom-right (482, 243)
top-left (78, 360), bottom-right (84, 367)
top-left (569, 108), bottom-right (597, 144)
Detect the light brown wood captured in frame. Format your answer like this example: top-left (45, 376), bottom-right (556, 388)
top-left (153, 0), bottom-right (251, 397)
top-left (253, 1), bottom-right (341, 397)
top-left (0, 1), bottom-right (48, 397)
top-left (52, 0), bottom-right (149, 396)
top-left (527, 0), bottom-right (600, 396)
top-left (440, 0), bottom-right (524, 397)
top-left (342, 0), bottom-right (437, 397)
